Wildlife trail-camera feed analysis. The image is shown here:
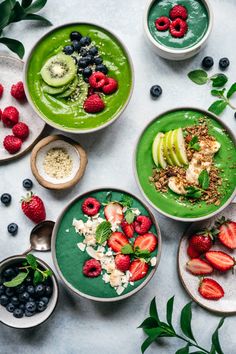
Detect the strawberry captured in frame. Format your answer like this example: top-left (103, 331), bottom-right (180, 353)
top-left (205, 251), bottom-right (235, 272)
top-left (216, 217), bottom-right (236, 249)
top-left (186, 258), bottom-right (213, 276)
top-left (89, 72), bottom-right (107, 89)
top-left (169, 18), bottom-right (188, 38)
top-left (115, 254), bottom-right (130, 272)
top-left (21, 192), bottom-right (46, 223)
top-left (11, 81), bottom-right (26, 101)
top-left (198, 278), bottom-right (224, 300)
top-left (3, 135), bottom-right (22, 154)
top-left (169, 5), bottom-right (188, 20)
top-left (189, 231), bottom-right (213, 254)
top-left (107, 232), bottom-right (129, 253)
top-left (83, 94), bottom-right (105, 113)
top-left (121, 220), bottom-right (134, 238)
top-left (134, 215), bottom-right (152, 235)
top-left (129, 259), bottom-right (149, 282)
top-left (134, 233), bottom-right (157, 253)
top-left (187, 245), bottom-right (201, 259)
top-left (12, 122), bottom-right (29, 140)
top-left (104, 202), bottom-right (123, 224)
top-left (155, 16), bottom-right (170, 31)
top-left (102, 78), bottom-right (118, 95)
top-left (2, 106), bottom-right (19, 127)
top-left (0, 84), bottom-right (4, 98)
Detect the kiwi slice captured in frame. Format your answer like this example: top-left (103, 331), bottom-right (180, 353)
top-left (42, 81), bottom-right (72, 95)
top-left (75, 76), bottom-right (88, 105)
top-left (40, 54), bottom-right (76, 87)
top-left (56, 76), bottom-right (79, 98)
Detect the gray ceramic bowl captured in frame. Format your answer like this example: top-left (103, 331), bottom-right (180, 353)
top-left (0, 255), bottom-right (59, 329)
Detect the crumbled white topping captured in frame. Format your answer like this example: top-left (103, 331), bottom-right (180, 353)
top-left (65, 229), bottom-right (69, 233)
top-left (110, 269), bottom-right (124, 287)
top-left (150, 257), bottom-right (157, 267)
top-left (116, 285), bottom-right (125, 295)
top-left (77, 242), bottom-right (86, 252)
top-left (131, 208), bottom-right (141, 216)
top-left (102, 273), bottom-right (110, 283)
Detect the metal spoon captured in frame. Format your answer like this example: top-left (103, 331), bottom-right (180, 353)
top-left (23, 220), bottom-right (55, 255)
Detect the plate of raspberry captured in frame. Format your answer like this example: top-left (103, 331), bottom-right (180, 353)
top-left (0, 55), bottom-right (45, 163)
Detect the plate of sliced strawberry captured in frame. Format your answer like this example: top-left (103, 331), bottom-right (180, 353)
top-left (178, 202), bottom-right (236, 314)
top-left (52, 188), bottom-right (161, 301)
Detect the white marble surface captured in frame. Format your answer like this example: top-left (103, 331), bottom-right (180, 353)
top-left (0, 0), bottom-right (236, 353)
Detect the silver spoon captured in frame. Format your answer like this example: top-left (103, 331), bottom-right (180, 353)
top-left (23, 220), bottom-right (55, 255)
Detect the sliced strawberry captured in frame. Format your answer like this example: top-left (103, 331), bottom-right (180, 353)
top-left (187, 245), bottom-right (201, 259)
top-left (205, 251), bottom-right (235, 272)
top-left (104, 202), bottom-right (123, 224)
top-left (198, 278), bottom-right (224, 300)
top-left (107, 232), bottom-right (129, 253)
top-left (218, 221), bottom-right (236, 249)
top-left (129, 259), bottom-right (149, 282)
top-left (186, 258), bottom-right (213, 276)
top-left (121, 220), bottom-right (134, 238)
top-left (134, 233), bottom-right (157, 253)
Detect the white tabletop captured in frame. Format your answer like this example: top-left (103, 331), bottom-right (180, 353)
top-left (0, 0), bottom-right (235, 353)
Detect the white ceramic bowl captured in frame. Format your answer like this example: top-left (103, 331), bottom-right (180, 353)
top-left (0, 255), bottom-right (58, 329)
top-left (143, 0), bottom-right (213, 60)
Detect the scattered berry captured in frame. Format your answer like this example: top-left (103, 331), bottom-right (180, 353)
top-left (83, 259), bottom-right (101, 277)
top-left (205, 251), bottom-right (235, 272)
top-left (121, 220), bottom-right (134, 238)
top-left (63, 45), bottom-right (74, 55)
top-left (102, 78), bottom-right (118, 95)
top-left (134, 215), bottom-right (152, 235)
top-left (169, 5), bottom-right (188, 20)
top-left (155, 16), bottom-right (170, 31)
top-left (82, 197), bottom-right (101, 216)
top-left (150, 85), bottom-right (162, 99)
top-left (219, 57), bottom-right (230, 70)
top-left (12, 122), bottom-right (29, 140)
top-left (89, 72), bottom-right (107, 89)
top-left (186, 258), bottom-right (213, 275)
top-left (107, 232), bottom-right (129, 253)
top-left (21, 192), bottom-right (46, 223)
top-left (23, 179), bottom-right (33, 190)
top-left (94, 57), bottom-right (103, 65)
top-left (134, 233), bottom-right (157, 253)
top-left (202, 56), bottom-right (214, 69)
top-left (2, 106), bottom-right (19, 127)
top-left (95, 64), bottom-right (108, 75)
top-left (1, 193), bottom-right (11, 206)
top-left (169, 18), bottom-right (188, 38)
top-left (198, 278), bottom-right (224, 300)
top-left (3, 135), bottom-right (22, 154)
top-left (0, 84), bottom-right (4, 98)
top-left (187, 245), bottom-right (200, 259)
top-left (70, 31), bottom-right (82, 42)
top-left (104, 202), bottom-right (124, 224)
top-left (80, 36), bottom-right (91, 47)
top-left (189, 232), bottom-right (213, 254)
top-left (115, 254), bottom-right (130, 272)
top-left (10, 81), bottom-right (26, 100)
top-left (129, 259), bottom-right (149, 282)
top-left (217, 218), bottom-right (236, 249)
top-left (7, 223), bottom-right (18, 236)
top-left (83, 94), bottom-right (105, 114)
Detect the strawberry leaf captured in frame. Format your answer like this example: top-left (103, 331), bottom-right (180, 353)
top-left (208, 100), bottom-right (228, 115)
top-left (188, 70), bottom-right (208, 85)
top-left (180, 302), bottom-right (196, 343)
top-left (3, 271), bottom-right (28, 287)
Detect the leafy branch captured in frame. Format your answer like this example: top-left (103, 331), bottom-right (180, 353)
top-left (0, 0), bottom-right (52, 58)
top-left (138, 296), bottom-right (225, 354)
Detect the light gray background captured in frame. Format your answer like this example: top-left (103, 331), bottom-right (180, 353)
top-left (0, 0), bottom-right (236, 353)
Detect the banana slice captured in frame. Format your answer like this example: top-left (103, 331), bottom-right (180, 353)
top-left (168, 176), bottom-right (187, 195)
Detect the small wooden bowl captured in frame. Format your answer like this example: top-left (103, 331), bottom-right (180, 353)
top-left (31, 135), bottom-right (88, 190)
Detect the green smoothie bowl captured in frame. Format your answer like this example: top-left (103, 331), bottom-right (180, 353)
top-left (24, 23), bottom-right (134, 133)
top-left (144, 0), bottom-right (213, 60)
top-left (134, 108), bottom-right (236, 222)
top-left (51, 188), bottom-right (161, 302)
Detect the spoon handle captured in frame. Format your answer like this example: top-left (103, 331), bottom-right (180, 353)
top-left (22, 246), bottom-right (33, 255)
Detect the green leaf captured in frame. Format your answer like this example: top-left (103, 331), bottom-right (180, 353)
top-left (33, 269), bottom-right (43, 285)
top-left (210, 74), bottom-right (228, 88)
top-left (125, 209), bottom-right (135, 224)
top-left (0, 0), bottom-right (14, 29)
top-left (149, 297), bottom-right (160, 323)
top-left (198, 170), bottom-right (210, 190)
top-left (180, 302), bottom-right (196, 342)
top-left (191, 352), bottom-right (207, 354)
top-left (188, 70), bottom-right (208, 85)
top-left (175, 344), bottom-right (189, 354)
top-left (24, 0), bottom-right (47, 13)
top-left (121, 244), bottom-right (134, 254)
top-left (185, 186), bottom-right (202, 199)
top-left (166, 296), bottom-right (174, 327)
top-left (10, 2), bottom-right (26, 22)
top-left (43, 268), bottom-right (52, 277)
top-left (227, 83), bottom-right (236, 98)
top-left (4, 271), bottom-right (28, 287)
top-left (23, 13), bottom-right (52, 25)
top-left (134, 247), bottom-right (151, 259)
top-left (211, 89), bottom-right (226, 98)
top-left (141, 334), bottom-right (158, 354)
top-left (138, 317), bottom-right (158, 329)
top-left (211, 318), bottom-right (225, 354)
top-left (208, 100), bottom-right (228, 115)
top-left (106, 191), bottom-right (112, 202)
top-left (95, 221), bottom-right (112, 244)
top-left (189, 136), bottom-right (200, 151)
top-left (0, 37), bottom-right (24, 58)
top-left (26, 253), bottom-right (37, 270)
top-left (21, 0), bottom-right (33, 7)
top-left (120, 195), bottom-right (133, 208)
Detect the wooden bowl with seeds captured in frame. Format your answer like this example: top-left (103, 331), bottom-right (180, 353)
top-left (30, 135), bottom-right (88, 190)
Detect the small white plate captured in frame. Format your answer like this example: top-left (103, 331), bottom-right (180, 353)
top-left (178, 203), bottom-right (236, 314)
top-left (0, 55), bottom-right (45, 163)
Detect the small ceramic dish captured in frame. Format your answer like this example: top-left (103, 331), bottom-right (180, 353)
top-left (31, 135), bottom-right (88, 190)
top-left (0, 255), bottom-right (59, 328)
top-left (144, 0), bottom-right (213, 60)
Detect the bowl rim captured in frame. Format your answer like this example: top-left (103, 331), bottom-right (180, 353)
top-left (51, 187), bottom-right (162, 302)
top-left (133, 106), bottom-right (236, 222)
top-left (143, 0), bottom-right (213, 55)
top-left (23, 22), bottom-right (134, 134)
top-left (0, 254), bottom-right (59, 329)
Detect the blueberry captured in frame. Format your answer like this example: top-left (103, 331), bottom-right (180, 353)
top-left (35, 284), bottom-right (45, 297)
top-left (6, 303), bottom-right (15, 313)
top-left (72, 40), bottom-right (81, 51)
top-left (16, 284), bottom-right (25, 294)
top-left (95, 64), bottom-right (108, 75)
top-left (25, 309), bottom-right (35, 317)
top-left (94, 57), bottom-right (103, 65)
top-left (25, 301), bottom-right (36, 312)
top-left (79, 36), bottom-right (91, 47)
top-left (0, 295), bottom-right (9, 306)
top-left (3, 267), bottom-right (16, 279)
top-left (45, 285), bottom-right (52, 297)
top-left (19, 291), bottom-right (29, 303)
top-left (22, 179), bottom-right (33, 190)
top-left (88, 46), bottom-right (98, 56)
top-left (41, 296), bottom-right (49, 305)
top-left (0, 285), bottom-right (5, 295)
top-left (78, 58), bottom-right (89, 68)
top-left (150, 85), bottom-right (162, 99)
top-left (13, 308), bottom-right (23, 318)
top-left (202, 56), bottom-right (214, 69)
top-left (0, 193), bottom-right (11, 206)
top-left (7, 223), bottom-right (18, 236)
top-left (5, 288), bottom-right (14, 297)
top-left (219, 57), bottom-right (230, 70)
top-left (79, 48), bottom-right (88, 57)
top-left (83, 67), bottom-right (92, 78)
top-left (11, 296), bottom-right (19, 306)
top-left (27, 285), bottom-right (35, 295)
top-left (37, 300), bottom-right (47, 312)
top-left (25, 276), bottom-right (33, 285)
top-left (63, 45), bottom-right (74, 55)
top-left (70, 31), bottom-right (82, 42)
top-left (84, 55), bottom-right (93, 64)
top-left (19, 303), bottom-right (25, 311)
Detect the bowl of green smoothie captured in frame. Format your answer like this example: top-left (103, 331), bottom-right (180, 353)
top-left (24, 23), bottom-right (134, 133)
top-left (144, 0), bottom-right (213, 60)
top-left (134, 107), bottom-right (236, 222)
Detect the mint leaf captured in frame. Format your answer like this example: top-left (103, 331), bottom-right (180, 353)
top-left (180, 302), bottom-right (196, 342)
top-left (95, 221), bottom-right (112, 244)
top-left (33, 269), bottom-right (43, 285)
top-left (210, 73), bottom-right (228, 88)
top-left (0, 37), bottom-right (24, 58)
top-left (26, 253), bottom-right (37, 270)
top-left (198, 170), bottom-right (210, 190)
top-left (42, 268), bottom-right (52, 278)
top-left (185, 186), bottom-right (202, 199)
top-left (134, 247), bottom-right (151, 259)
top-left (227, 83), bottom-right (236, 99)
top-left (125, 209), bottom-right (135, 224)
top-left (188, 136), bottom-right (200, 151)
top-left (120, 194), bottom-right (133, 208)
top-left (208, 100), bottom-right (228, 115)
top-left (4, 271), bottom-right (28, 287)
top-left (211, 88), bottom-right (226, 98)
top-left (188, 70), bottom-right (208, 85)
top-left (121, 244), bottom-right (133, 254)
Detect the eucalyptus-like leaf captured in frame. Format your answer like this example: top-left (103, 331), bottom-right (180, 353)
top-left (211, 318), bottom-right (225, 354)
top-left (227, 83), bottom-right (236, 99)
top-left (141, 329), bottom-right (164, 354)
top-left (166, 296), bottom-right (174, 328)
top-left (24, 0), bottom-right (47, 13)
top-left (208, 100), bottom-right (228, 115)
top-left (180, 302), bottom-right (196, 343)
top-left (149, 297), bottom-right (160, 323)
top-left (0, 37), bottom-right (24, 58)
top-left (23, 13), bottom-right (52, 25)
top-left (10, 2), bottom-right (26, 22)
top-left (191, 352), bottom-right (207, 354)
top-left (210, 74), bottom-right (228, 88)
top-left (188, 70), bottom-right (208, 85)
top-left (175, 344), bottom-right (189, 354)
top-left (0, 0), bottom-right (14, 29)
top-left (138, 317), bottom-right (158, 329)
top-left (21, 0), bottom-right (33, 7)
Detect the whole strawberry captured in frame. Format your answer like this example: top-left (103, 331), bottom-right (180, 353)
top-left (21, 192), bottom-right (46, 223)
top-left (11, 81), bottom-right (26, 101)
top-left (115, 254), bottom-right (130, 272)
top-left (83, 94), bottom-right (105, 113)
top-left (189, 231), bottom-right (213, 254)
top-left (3, 135), bottom-right (22, 154)
top-left (2, 106), bottom-right (19, 127)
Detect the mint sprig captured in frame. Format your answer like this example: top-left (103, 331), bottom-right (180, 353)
top-left (208, 83), bottom-right (236, 115)
top-left (198, 170), bottom-right (210, 190)
top-left (96, 221), bottom-right (112, 244)
top-left (188, 136), bottom-right (200, 151)
top-left (185, 186), bottom-right (202, 199)
top-left (121, 244), bottom-right (151, 260)
top-left (188, 70), bottom-right (227, 87)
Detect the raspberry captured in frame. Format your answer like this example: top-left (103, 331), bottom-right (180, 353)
top-left (169, 5), bottom-right (188, 20)
top-left (2, 106), bottom-right (19, 127)
top-left (83, 259), bottom-right (101, 277)
top-left (134, 215), bottom-right (152, 235)
top-left (11, 81), bottom-right (26, 101)
top-left (102, 78), bottom-right (118, 95)
top-left (89, 72), bottom-right (107, 89)
top-left (169, 18), bottom-right (188, 38)
top-left (12, 122), bottom-right (29, 140)
top-left (0, 84), bottom-right (4, 98)
top-left (115, 254), bottom-right (130, 272)
top-left (3, 135), bottom-right (22, 154)
top-left (83, 94), bottom-right (105, 114)
top-left (0, 109), bottom-right (2, 120)
top-left (82, 197), bottom-right (101, 216)
top-left (155, 16), bottom-right (170, 31)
